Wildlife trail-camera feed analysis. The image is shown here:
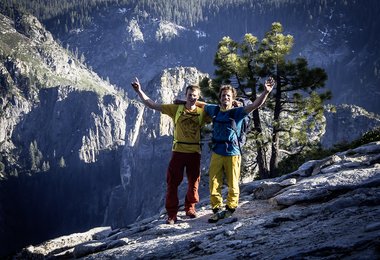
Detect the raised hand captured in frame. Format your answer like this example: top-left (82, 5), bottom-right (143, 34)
top-left (264, 77), bottom-right (275, 92)
top-left (131, 77), bottom-right (141, 92)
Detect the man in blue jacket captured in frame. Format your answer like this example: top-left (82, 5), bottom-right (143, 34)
top-left (198, 77), bottom-right (275, 222)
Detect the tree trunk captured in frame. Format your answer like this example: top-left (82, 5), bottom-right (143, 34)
top-left (270, 128), bottom-right (280, 177)
top-left (269, 75), bottom-right (282, 177)
top-left (251, 109), bottom-right (270, 179)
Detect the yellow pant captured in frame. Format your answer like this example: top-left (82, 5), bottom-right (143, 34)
top-left (209, 152), bottom-right (241, 210)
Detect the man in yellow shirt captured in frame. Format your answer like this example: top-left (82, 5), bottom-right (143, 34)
top-left (131, 77), bottom-right (207, 224)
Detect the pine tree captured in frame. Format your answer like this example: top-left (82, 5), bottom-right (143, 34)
top-left (260, 23), bottom-right (330, 177)
top-left (202, 22), bottom-right (331, 178)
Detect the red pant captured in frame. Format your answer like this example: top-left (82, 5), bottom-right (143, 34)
top-left (165, 151), bottom-right (201, 218)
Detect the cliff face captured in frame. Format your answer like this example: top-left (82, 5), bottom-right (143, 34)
top-left (0, 13), bottom-right (128, 256)
top-left (0, 12), bottom-right (122, 171)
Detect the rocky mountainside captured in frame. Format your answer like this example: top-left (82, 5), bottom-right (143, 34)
top-left (0, 12), bottom-right (123, 172)
top-left (50, 1), bottom-right (380, 114)
top-left (16, 141), bottom-right (380, 259)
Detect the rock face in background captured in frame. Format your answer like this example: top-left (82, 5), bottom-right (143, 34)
top-left (16, 141), bottom-right (380, 259)
top-left (321, 104), bottom-right (380, 148)
top-left (0, 13), bottom-right (128, 256)
top-left (60, 6), bottom-right (208, 98)
top-left (104, 67), bottom-right (209, 228)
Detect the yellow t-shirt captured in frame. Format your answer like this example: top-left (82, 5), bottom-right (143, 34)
top-left (162, 104), bottom-right (207, 153)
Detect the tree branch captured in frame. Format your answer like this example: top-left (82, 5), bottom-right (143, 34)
top-left (279, 144), bottom-right (306, 155)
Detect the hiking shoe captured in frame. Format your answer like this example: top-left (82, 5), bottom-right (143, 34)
top-left (212, 207), bottom-right (221, 214)
top-left (166, 217), bottom-right (177, 225)
top-left (208, 210), bottom-right (226, 223)
top-left (186, 210), bottom-right (197, 218)
top-left (208, 207), bottom-right (235, 223)
top-left (223, 209), bottom-right (233, 218)
top-left (225, 206), bottom-right (235, 218)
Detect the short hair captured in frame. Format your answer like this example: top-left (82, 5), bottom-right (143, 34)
top-left (218, 85), bottom-right (237, 100)
top-left (185, 84), bottom-right (201, 95)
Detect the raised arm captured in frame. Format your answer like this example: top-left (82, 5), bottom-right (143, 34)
top-left (195, 100), bottom-right (207, 108)
top-left (174, 99), bottom-right (207, 108)
top-left (244, 77), bottom-right (275, 114)
top-left (131, 77), bottom-right (162, 111)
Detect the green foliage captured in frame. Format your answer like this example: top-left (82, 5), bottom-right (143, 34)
top-left (199, 77), bottom-right (219, 103)
top-left (277, 127), bottom-right (380, 175)
top-left (258, 22), bottom-right (293, 65)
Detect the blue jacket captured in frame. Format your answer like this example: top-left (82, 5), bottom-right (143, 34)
top-left (205, 104), bottom-right (248, 156)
